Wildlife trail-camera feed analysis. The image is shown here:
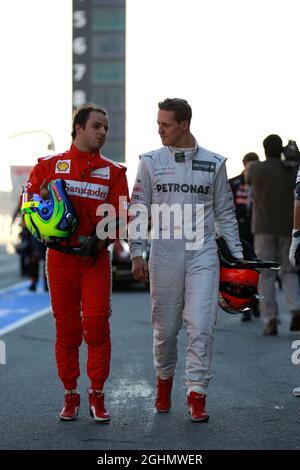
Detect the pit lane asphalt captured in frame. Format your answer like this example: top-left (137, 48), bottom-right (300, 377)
top-left (0, 283), bottom-right (300, 450)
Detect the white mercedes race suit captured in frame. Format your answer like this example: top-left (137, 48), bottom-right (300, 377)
top-left (129, 142), bottom-right (242, 394)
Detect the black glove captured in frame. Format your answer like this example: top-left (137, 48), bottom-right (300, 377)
top-left (71, 234), bottom-right (99, 257)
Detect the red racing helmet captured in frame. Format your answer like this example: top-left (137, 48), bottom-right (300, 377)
top-left (219, 265), bottom-right (259, 315)
top-left (216, 237), bottom-right (280, 314)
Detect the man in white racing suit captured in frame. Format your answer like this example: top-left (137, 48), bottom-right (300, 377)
top-left (129, 98), bottom-right (243, 422)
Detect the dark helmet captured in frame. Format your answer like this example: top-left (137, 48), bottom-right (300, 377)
top-left (21, 179), bottom-right (78, 243)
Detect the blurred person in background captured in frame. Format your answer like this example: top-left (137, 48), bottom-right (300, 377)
top-left (27, 235), bottom-right (48, 291)
top-left (12, 205), bottom-right (30, 277)
top-left (25, 103), bottom-right (129, 422)
top-left (230, 152), bottom-right (260, 321)
top-left (12, 196), bottom-right (49, 290)
top-left (247, 134), bottom-right (300, 335)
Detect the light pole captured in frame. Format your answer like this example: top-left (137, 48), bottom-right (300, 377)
top-left (8, 130), bottom-right (56, 151)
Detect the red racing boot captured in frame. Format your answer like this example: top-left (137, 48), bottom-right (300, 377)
top-left (88, 390), bottom-right (111, 423)
top-left (155, 376), bottom-right (173, 413)
top-left (59, 391), bottom-right (80, 421)
top-left (187, 391), bottom-right (209, 422)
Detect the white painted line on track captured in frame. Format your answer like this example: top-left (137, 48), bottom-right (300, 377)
top-left (0, 306), bottom-right (51, 337)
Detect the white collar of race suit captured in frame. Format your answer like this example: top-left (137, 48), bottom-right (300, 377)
top-left (169, 139), bottom-right (199, 160)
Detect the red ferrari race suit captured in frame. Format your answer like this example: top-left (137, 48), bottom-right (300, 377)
top-left (26, 144), bottom-right (129, 390)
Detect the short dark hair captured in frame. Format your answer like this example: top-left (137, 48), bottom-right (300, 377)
top-left (71, 103), bottom-right (107, 140)
top-left (158, 98), bottom-right (192, 124)
top-left (263, 134), bottom-right (282, 158)
top-left (242, 152), bottom-right (259, 164)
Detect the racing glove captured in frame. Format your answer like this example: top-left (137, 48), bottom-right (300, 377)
top-left (46, 235), bottom-right (107, 257)
top-left (289, 229), bottom-right (300, 267)
top-left (71, 233), bottom-right (100, 257)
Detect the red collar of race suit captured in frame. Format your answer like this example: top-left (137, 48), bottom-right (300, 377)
top-left (69, 144), bottom-right (108, 174)
top-left (70, 143), bottom-right (102, 162)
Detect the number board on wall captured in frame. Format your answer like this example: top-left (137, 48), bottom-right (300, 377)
top-left (73, 0), bottom-right (125, 162)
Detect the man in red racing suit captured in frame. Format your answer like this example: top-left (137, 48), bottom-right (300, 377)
top-left (25, 104), bottom-right (129, 422)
